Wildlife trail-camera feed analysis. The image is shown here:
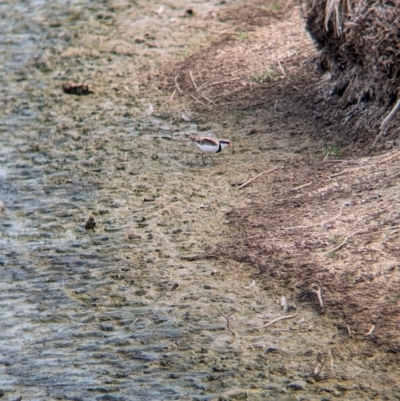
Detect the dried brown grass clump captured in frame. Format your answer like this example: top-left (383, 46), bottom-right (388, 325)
top-left (302, 0), bottom-right (400, 142)
top-left (303, 0), bottom-right (400, 102)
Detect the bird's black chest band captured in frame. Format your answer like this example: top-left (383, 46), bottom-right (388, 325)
top-left (216, 141), bottom-right (222, 153)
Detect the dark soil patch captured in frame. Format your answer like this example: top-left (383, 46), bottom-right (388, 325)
top-left (225, 152), bottom-right (400, 354)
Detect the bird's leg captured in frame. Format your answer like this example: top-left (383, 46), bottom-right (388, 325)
top-left (201, 154), bottom-right (206, 165)
top-left (209, 154), bottom-right (216, 164)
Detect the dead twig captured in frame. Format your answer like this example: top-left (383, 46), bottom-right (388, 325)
top-left (207, 77), bottom-right (242, 87)
top-left (189, 70), bottom-right (198, 90)
top-left (310, 352), bottom-right (328, 380)
top-left (216, 308), bottom-right (236, 336)
top-left (169, 89), bottom-right (176, 102)
top-left (201, 93), bottom-right (215, 104)
top-left (174, 76), bottom-right (183, 94)
top-left (373, 169), bottom-right (400, 188)
top-left (323, 231), bottom-right (359, 256)
top-left (330, 164), bottom-right (378, 178)
top-left (278, 60), bottom-right (287, 76)
top-left (285, 202), bottom-right (347, 230)
top-left (197, 77), bottom-right (242, 92)
top-left (282, 211), bottom-right (303, 229)
top-left (237, 167), bottom-right (278, 190)
top-left (291, 181), bottom-right (312, 191)
top-left (373, 98), bottom-right (400, 146)
top-left (330, 153), bottom-right (400, 178)
top-left (263, 314), bottom-right (297, 328)
top-left (366, 325), bottom-right (375, 336)
top-left (329, 350), bottom-right (339, 379)
top-left (380, 150), bottom-right (400, 163)
top-left (311, 285), bottom-right (324, 308)
top-left (189, 94), bottom-right (208, 106)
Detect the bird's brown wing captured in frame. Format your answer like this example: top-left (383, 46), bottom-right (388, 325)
top-left (197, 137), bottom-right (219, 146)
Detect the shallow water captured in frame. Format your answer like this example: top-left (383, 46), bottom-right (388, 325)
top-left (1, 1), bottom-right (400, 400)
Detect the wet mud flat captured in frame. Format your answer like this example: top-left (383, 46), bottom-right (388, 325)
top-left (1, 0), bottom-right (400, 400)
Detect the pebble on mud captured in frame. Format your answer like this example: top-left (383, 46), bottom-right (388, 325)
top-left (127, 233), bottom-right (141, 240)
top-left (288, 380), bottom-right (307, 390)
top-left (62, 81), bottom-right (94, 95)
top-left (85, 215), bottom-right (96, 230)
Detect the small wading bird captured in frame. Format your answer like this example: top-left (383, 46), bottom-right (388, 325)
top-left (185, 133), bottom-right (233, 165)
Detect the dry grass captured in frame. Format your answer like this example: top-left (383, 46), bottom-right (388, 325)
top-left (164, 0), bottom-right (315, 114)
top-left (302, 0), bottom-right (400, 142)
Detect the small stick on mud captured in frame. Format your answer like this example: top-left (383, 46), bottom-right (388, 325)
top-left (285, 202), bottom-right (347, 230)
top-left (206, 77), bottom-right (241, 88)
top-left (380, 150), bottom-right (400, 163)
top-left (311, 285), bottom-right (324, 308)
top-left (323, 231), bottom-right (359, 256)
top-left (310, 352), bottom-right (328, 379)
top-left (366, 325), bottom-right (375, 336)
top-left (201, 93), bottom-right (215, 104)
top-left (237, 167), bottom-right (278, 190)
top-left (320, 202), bottom-right (348, 226)
top-left (346, 325), bottom-right (352, 337)
top-left (278, 60), bottom-right (286, 76)
top-left (169, 89), bottom-right (176, 102)
top-left (263, 314), bottom-right (297, 328)
top-left (329, 350), bottom-right (339, 379)
top-left (216, 308), bottom-right (236, 336)
top-left (282, 211), bottom-right (302, 228)
top-left (330, 163), bottom-right (378, 178)
top-left (174, 76), bottom-right (183, 94)
top-left (291, 181), bottom-right (312, 191)
top-left (373, 98), bottom-right (400, 146)
top-left (189, 70), bottom-right (198, 90)
top-left (189, 94), bottom-right (208, 106)
top-left (196, 77), bottom-right (242, 93)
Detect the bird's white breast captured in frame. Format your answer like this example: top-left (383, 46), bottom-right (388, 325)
top-left (195, 142), bottom-right (219, 153)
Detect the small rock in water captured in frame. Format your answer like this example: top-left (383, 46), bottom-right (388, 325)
top-left (100, 323), bottom-right (115, 332)
top-left (265, 346), bottom-right (279, 354)
top-left (85, 215), bottom-right (96, 230)
top-left (0, 200), bottom-right (5, 214)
